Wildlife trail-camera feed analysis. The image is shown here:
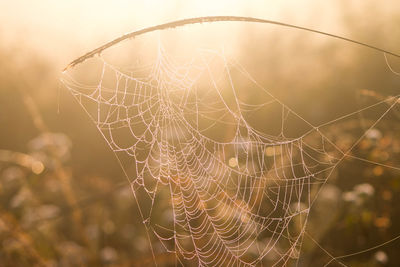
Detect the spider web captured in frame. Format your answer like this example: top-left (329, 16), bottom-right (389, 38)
top-left (61, 26), bottom-right (400, 266)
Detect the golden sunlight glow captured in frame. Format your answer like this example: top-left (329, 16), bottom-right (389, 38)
top-left (0, 0), bottom-right (341, 67)
top-left (1, 1), bottom-right (400, 266)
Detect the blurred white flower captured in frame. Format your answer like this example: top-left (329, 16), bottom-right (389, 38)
top-left (319, 184), bottom-right (341, 202)
top-left (22, 205), bottom-right (60, 226)
top-left (374, 250), bottom-right (388, 264)
top-left (354, 183), bottom-right (374, 197)
top-left (10, 188), bottom-right (32, 208)
top-left (366, 128), bottom-right (382, 140)
top-left (101, 246), bottom-right (118, 263)
top-left (342, 191), bottom-right (357, 202)
top-left (28, 132), bottom-right (72, 164)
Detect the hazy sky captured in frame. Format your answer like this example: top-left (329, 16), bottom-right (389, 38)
top-left (0, 0), bottom-right (397, 70)
top-left (0, 1), bottom-right (342, 66)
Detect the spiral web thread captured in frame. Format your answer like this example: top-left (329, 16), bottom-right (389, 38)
top-left (62, 40), bottom-right (399, 266)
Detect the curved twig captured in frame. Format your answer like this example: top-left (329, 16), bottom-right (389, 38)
top-left (63, 16), bottom-right (400, 71)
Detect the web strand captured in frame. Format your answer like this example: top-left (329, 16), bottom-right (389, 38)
top-left (62, 29), bottom-right (399, 266)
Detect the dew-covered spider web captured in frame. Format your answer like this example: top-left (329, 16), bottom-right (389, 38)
top-left (61, 18), bottom-right (400, 266)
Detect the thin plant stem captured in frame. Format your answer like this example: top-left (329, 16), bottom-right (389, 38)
top-left (63, 16), bottom-right (400, 71)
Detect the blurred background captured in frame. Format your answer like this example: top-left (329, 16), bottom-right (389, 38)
top-left (0, 0), bottom-right (400, 266)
